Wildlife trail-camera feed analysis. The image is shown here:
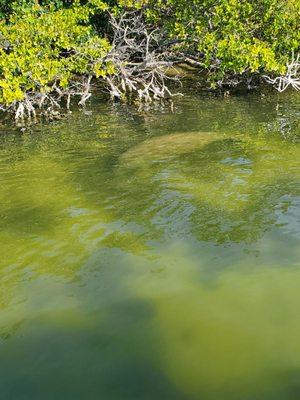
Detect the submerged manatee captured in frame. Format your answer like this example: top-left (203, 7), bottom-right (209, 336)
top-left (120, 132), bottom-right (220, 166)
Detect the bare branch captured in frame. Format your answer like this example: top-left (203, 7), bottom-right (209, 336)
top-left (104, 11), bottom-right (181, 102)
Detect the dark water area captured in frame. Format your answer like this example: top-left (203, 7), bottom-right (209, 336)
top-left (0, 89), bottom-right (299, 399)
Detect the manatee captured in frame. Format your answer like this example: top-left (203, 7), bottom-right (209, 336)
top-left (120, 132), bottom-right (220, 166)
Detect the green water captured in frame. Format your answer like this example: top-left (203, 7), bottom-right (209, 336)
top-left (0, 90), bottom-right (299, 399)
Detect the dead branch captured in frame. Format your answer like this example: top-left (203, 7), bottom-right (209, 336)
top-left (104, 11), bottom-right (181, 102)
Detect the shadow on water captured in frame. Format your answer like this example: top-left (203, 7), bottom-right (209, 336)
top-left (2, 244), bottom-right (300, 400)
top-left (0, 257), bottom-right (185, 400)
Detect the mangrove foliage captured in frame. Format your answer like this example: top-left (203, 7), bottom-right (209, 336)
top-left (0, 0), bottom-right (299, 119)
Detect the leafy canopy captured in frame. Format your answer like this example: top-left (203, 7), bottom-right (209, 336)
top-left (0, 0), bottom-right (299, 110)
top-left (0, 0), bottom-right (112, 105)
top-left (122, 0), bottom-right (300, 85)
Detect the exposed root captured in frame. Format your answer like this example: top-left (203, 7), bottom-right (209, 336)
top-left (4, 75), bottom-right (94, 122)
top-left (263, 53), bottom-right (300, 92)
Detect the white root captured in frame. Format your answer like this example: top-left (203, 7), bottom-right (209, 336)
top-left (15, 102), bottom-right (25, 121)
top-left (263, 53), bottom-right (300, 92)
top-left (78, 75), bottom-right (92, 107)
top-left (9, 74), bottom-right (94, 121)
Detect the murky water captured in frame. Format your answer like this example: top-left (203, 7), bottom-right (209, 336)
top-left (0, 90), bottom-right (299, 399)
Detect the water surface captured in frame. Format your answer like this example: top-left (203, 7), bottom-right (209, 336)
top-left (0, 90), bottom-right (299, 399)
